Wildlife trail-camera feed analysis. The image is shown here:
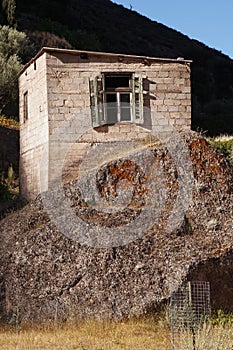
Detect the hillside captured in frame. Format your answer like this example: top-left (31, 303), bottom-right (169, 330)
top-left (1, 0), bottom-right (233, 326)
top-left (0, 131), bottom-right (233, 322)
top-left (5, 0), bottom-right (232, 135)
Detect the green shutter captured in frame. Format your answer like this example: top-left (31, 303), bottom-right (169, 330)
top-left (98, 74), bottom-right (107, 125)
top-left (132, 73), bottom-right (144, 124)
top-left (89, 76), bottom-right (105, 128)
top-left (89, 77), bottom-right (100, 127)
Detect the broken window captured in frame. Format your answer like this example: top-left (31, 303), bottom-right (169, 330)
top-left (89, 73), bottom-right (145, 127)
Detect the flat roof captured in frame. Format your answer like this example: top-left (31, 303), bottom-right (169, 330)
top-left (20, 47), bottom-right (192, 74)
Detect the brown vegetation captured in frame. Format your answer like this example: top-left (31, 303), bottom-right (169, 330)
top-left (0, 131), bottom-right (233, 323)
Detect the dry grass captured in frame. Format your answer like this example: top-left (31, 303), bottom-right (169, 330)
top-left (173, 323), bottom-right (233, 350)
top-left (0, 316), bottom-right (171, 350)
top-left (0, 317), bottom-right (232, 350)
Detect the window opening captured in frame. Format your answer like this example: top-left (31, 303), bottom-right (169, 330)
top-left (23, 91), bottom-right (28, 122)
top-left (105, 74), bottom-right (132, 123)
top-left (89, 72), bottom-right (144, 127)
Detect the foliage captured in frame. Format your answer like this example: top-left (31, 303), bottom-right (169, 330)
top-left (208, 135), bottom-right (233, 165)
top-left (211, 309), bottom-right (233, 327)
top-left (0, 161), bottom-right (18, 201)
top-left (0, 25), bottom-right (33, 114)
top-left (0, 180), bottom-right (13, 201)
top-left (0, 114), bottom-right (19, 129)
top-left (1, 0), bottom-right (16, 26)
top-left (27, 31), bottom-right (72, 52)
top-left (0, 24), bottom-right (34, 63)
top-left (0, 183), bottom-right (12, 200)
top-left (0, 53), bottom-right (21, 114)
top-left (35, 18), bottom-right (100, 51)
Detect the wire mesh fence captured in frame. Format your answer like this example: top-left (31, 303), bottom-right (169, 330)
top-left (170, 281), bottom-right (210, 350)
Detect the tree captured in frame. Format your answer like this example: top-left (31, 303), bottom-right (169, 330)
top-left (0, 53), bottom-right (21, 113)
top-left (0, 25), bottom-right (32, 114)
top-left (1, 0), bottom-right (16, 26)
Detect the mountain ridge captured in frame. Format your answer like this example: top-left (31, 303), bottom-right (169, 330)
top-left (2, 0), bottom-right (233, 135)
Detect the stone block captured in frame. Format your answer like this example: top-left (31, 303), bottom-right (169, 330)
top-left (157, 105), bottom-right (168, 112)
top-left (175, 118), bottom-right (186, 125)
top-left (168, 106), bottom-right (179, 112)
top-left (177, 94), bottom-right (187, 100)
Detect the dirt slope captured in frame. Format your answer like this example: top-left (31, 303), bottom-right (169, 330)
top-left (0, 131), bottom-right (233, 323)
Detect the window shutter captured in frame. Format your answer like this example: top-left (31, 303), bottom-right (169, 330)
top-left (98, 74), bottom-right (107, 125)
top-left (132, 73), bottom-right (144, 124)
top-left (89, 76), bottom-right (105, 128)
top-left (89, 77), bottom-right (100, 127)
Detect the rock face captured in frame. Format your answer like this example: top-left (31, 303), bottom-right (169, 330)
top-left (0, 131), bottom-right (233, 323)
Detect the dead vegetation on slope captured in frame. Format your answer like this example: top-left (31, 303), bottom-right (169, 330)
top-left (0, 131), bottom-right (232, 323)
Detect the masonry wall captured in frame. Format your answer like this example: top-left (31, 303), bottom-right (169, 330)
top-left (19, 50), bottom-right (191, 198)
top-left (45, 52), bottom-right (191, 186)
top-left (19, 54), bottom-right (49, 199)
top-left (46, 52), bottom-right (191, 131)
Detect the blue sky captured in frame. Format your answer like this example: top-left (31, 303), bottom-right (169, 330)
top-left (112, 0), bottom-right (233, 59)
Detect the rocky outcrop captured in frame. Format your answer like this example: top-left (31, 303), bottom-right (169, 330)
top-left (0, 131), bottom-right (232, 323)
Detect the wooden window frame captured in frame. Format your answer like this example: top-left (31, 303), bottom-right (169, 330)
top-left (89, 72), bottom-right (144, 127)
top-left (105, 91), bottom-right (133, 123)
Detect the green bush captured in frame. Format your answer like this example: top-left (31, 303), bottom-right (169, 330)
top-left (0, 182), bottom-right (13, 201)
top-left (0, 114), bottom-right (19, 129)
top-left (211, 309), bottom-right (233, 327)
top-left (208, 137), bottom-right (233, 165)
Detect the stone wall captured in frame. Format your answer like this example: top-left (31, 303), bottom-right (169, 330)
top-left (46, 51), bottom-right (191, 132)
top-left (19, 53), bottom-right (49, 199)
top-left (45, 51), bottom-right (191, 189)
top-left (19, 49), bottom-right (191, 199)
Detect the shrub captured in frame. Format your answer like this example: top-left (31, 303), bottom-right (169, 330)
top-left (211, 309), bottom-right (233, 327)
top-left (208, 136), bottom-right (233, 166)
top-left (0, 182), bottom-right (13, 201)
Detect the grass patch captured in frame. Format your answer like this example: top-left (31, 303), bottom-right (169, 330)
top-left (0, 317), bottom-right (171, 350)
top-left (0, 315), bottom-right (232, 350)
top-left (173, 323), bottom-right (233, 350)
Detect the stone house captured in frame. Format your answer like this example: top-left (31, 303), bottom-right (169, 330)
top-left (19, 47), bottom-right (192, 199)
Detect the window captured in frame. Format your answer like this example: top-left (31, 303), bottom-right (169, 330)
top-left (23, 91), bottom-right (28, 122)
top-left (89, 73), bottom-right (145, 127)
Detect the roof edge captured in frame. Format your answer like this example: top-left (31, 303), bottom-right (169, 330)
top-left (20, 47), bottom-right (192, 75)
